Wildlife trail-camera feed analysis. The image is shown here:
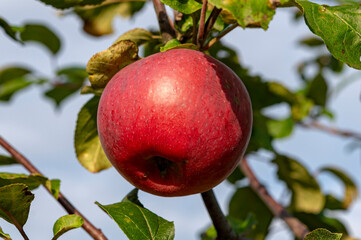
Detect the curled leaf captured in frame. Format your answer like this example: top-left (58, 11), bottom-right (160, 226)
top-left (52, 215), bottom-right (84, 240)
top-left (86, 40), bottom-right (139, 88)
top-left (273, 155), bottom-right (325, 214)
top-left (74, 96), bottom-right (112, 173)
top-left (113, 28), bottom-right (155, 46)
top-left (320, 167), bottom-right (357, 209)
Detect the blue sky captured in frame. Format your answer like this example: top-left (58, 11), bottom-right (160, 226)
top-left (1, 1), bottom-right (361, 239)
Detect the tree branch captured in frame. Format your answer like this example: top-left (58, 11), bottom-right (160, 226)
top-left (240, 157), bottom-right (309, 239)
top-left (201, 189), bottom-right (249, 240)
top-left (202, 23), bottom-right (238, 51)
top-left (197, 0), bottom-right (208, 48)
top-left (299, 121), bottom-right (361, 141)
top-left (202, 6), bottom-right (222, 43)
top-left (0, 136), bottom-right (108, 240)
top-left (151, 0), bottom-right (176, 43)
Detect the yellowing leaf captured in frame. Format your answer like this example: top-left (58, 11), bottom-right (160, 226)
top-left (74, 96), bottom-right (112, 173)
top-left (74, 1), bottom-right (145, 36)
top-left (209, 0), bottom-right (278, 30)
top-left (114, 28), bottom-right (154, 46)
top-left (86, 40), bottom-right (139, 88)
top-left (320, 167), bottom-right (358, 209)
top-left (273, 155), bottom-right (325, 214)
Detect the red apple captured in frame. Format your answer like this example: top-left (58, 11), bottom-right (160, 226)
top-left (97, 49), bottom-right (252, 197)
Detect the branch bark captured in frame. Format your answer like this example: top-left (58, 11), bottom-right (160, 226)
top-left (151, 0), bottom-right (176, 43)
top-left (202, 23), bottom-right (238, 50)
top-left (240, 157), bottom-right (309, 239)
top-left (299, 121), bottom-right (361, 141)
top-left (202, 6), bottom-right (222, 42)
top-left (0, 136), bottom-right (108, 240)
top-left (197, 0), bottom-right (208, 48)
top-left (201, 189), bottom-right (249, 240)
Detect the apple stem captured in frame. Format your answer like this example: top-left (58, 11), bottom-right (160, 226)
top-left (240, 157), bottom-right (309, 239)
top-left (151, 0), bottom-right (177, 44)
top-left (201, 189), bottom-right (247, 240)
top-left (0, 136), bottom-right (108, 240)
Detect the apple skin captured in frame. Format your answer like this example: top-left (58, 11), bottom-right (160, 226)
top-left (97, 49), bottom-right (252, 197)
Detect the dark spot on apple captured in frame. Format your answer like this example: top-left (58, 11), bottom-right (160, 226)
top-left (153, 156), bottom-right (174, 178)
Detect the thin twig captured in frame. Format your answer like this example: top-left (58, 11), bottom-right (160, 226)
top-left (202, 23), bottom-right (238, 51)
top-left (197, 0), bottom-right (208, 48)
top-left (0, 136), bottom-right (108, 240)
top-left (201, 189), bottom-right (249, 240)
top-left (0, 206), bottom-right (29, 240)
top-left (299, 121), bottom-right (361, 141)
top-left (151, 0), bottom-right (176, 43)
top-left (202, 7), bottom-right (222, 43)
top-left (191, 13), bottom-right (198, 45)
top-left (240, 157), bottom-right (309, 239)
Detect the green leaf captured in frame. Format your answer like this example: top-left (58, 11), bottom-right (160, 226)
top-left (86, 40), bottom-right (139, 88)
top-left (306, 73), bottom-right (328, 107)
top-left (114, 28), bottom-right (155, 46)
top-left (0, 17), bottom-right (22, 43)
top-left (74, 96), bottom-right (112, 173)
top-left (0, 66), bottom-right (33, 101)
top-left (226, 167), bottom-right (245, 184)
top-left (247, 112), bottom-right (273, 153)
top-left (320, 167), bottom-right (357, 209)
top-left (46, 179), bottom-right (61, 200)
top-left (228, 187), bottom-right (273, 240)
top-left (273, 155), bottom-right (325, 214)
top-left (37, 0), bottom-right (105, 9)
top-left (0, 155), bottom-right (18, 166)
top-left (160, 0), bottom-right (202, 14)
top-left (0, 183), bottom-right (34, 227)
top-left (291, 94), bottom-right (314, 121)
top-left (20, 24), bottom-right (61, 55)
top-left (0, 226), bottom-right (11, 240)
top-left (266, 116), bottom-right (294, 139)
top-left (45, 67), bottom-right (88, 106)
top-left (96, 189), bottom-right (175, 240)
top-left (0, 173), bottom-right (47, 190)
top-left (52, 215), bottom-right (84, 240)
top-left (209, 0), bottom-right (277, 30)
top-left (160, 39), bottom-right (198, 52)
top-left (0, 77), bottom-right (32, 101)
top-left (305, 228), bottom-right (342, 240)
top-left (74, 1), bottom-right (146, 36)
top-left (121, 188), bottom-right (144, 208)
top-left (0, 67), bottom-right (31, 84)
top-left (295, 212), bottom-right (349, 235)
top-left (297, 1), bottom-right (361, 70)
top-left (201, 214), bottom-right (257, 240)
top-left (324, 194), bottom-right (344, 210)
top-left (299, 36), bottom-right (325, 47)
